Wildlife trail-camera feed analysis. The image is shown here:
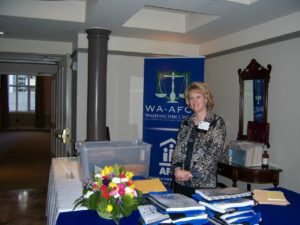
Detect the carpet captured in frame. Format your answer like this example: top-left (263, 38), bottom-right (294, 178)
top-left (0, 131), bottom-right (52, 191)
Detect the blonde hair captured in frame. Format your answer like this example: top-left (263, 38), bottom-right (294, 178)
top-left (185, 82), bottom-right (214, 110)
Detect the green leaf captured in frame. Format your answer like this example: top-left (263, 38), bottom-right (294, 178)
top-left (113, 164), bottom-right (120, 176)
top-left (120, 203), bottom-right (133, 217)
top-left (87, 192), bottom-right (101, 209)
top-left (97, 200), bottom-right (108, 213)
top-left (119, 165), bottom-right (126, 174)
top-left (73, 196), bottom-right (86, 210)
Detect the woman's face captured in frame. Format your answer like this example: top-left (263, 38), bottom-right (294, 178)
top-left (188, 90), bottom-right (207, 113)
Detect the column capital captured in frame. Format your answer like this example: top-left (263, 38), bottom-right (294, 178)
top-left (86, 27), bottom-right (111, 39)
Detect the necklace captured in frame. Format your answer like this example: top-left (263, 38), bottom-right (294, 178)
top-left (193, 113), bottom-right (206, 125)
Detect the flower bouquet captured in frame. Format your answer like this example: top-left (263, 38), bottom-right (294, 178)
top-left (74, 164), bottom-right (143, 224)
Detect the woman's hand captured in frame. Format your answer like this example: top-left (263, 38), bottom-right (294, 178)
top-left (174, 167), bottom-right (193, 182)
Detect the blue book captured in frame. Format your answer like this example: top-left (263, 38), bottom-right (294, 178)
top-left (222, 211), bottom-right (262, 224)
top-left (207, 210), bottom-right (262, 225)
top-left (194, 187), bottom-right (252, 201)
top-left (147, 192), bottom-right (205, 213)
top-left (197, 198), bottom-right (254, 213)
top-left (138, 204), bottom-right (170, 224)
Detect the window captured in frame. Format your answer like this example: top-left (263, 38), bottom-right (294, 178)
top-left (8, 74), bottom-right (36, 112)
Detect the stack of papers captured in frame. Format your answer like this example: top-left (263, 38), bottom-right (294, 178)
top-left (253, 189), bottom-right (290, 205)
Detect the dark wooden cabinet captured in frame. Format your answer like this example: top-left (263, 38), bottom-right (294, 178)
top-left (217, 161), bottom-right (282, 191)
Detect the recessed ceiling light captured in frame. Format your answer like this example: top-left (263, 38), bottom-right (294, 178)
top-left (123, 6), bottom-right (219, 33)
top-left (226, 0), bottom-right (258, 5)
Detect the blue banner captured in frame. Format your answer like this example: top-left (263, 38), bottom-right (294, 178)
top-left (253, 79), bottom-right (264, 122)
top-left (143, 57), bottom-right (204, 188)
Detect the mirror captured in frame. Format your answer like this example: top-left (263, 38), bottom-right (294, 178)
top-left (237, 59), bottom-right (271, 141)
top-left (243, 79), bottom-right (265, 134)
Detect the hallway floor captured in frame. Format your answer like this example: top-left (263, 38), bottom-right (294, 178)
top-left (0, 188), bottom-right (48, 225)
top-left (0, 131), bottom-right (51, 225)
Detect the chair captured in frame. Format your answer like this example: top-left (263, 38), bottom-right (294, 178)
top-left (247, 121), bottom-right (270, 147)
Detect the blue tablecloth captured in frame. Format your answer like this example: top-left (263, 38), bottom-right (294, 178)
top-left (56, 209), bottom-right (141, 225)
top-left (56, 187), bottom-right (300, 225)
top-left (253, 187), bottom-right (300, 225)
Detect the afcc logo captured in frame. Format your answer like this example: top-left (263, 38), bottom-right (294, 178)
top-left (158, 138), bottom-right (176, 176)
top-left (155, 71), bottom-right (190, 103)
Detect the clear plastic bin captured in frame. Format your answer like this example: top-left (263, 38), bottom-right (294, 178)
top-left (75, 140), bottom-right (151, 182)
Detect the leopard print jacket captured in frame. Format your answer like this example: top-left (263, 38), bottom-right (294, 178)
top-left (171, 111), bottom-right (226, 188)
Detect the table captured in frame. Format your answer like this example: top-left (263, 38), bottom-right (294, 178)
top-left (47, 158), bottom-right (298, 225)
top-left (46, 157), bottom-right (86, 225)
top-left (46, 157), bottom-right (143, 225)
top-left (55, 187), bottom-right (300, 225)
top-left (217, 161), bottom-right (282, 191)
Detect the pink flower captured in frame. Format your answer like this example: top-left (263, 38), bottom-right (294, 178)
top-left (118, 183), bottom-right (125, 189)
top-left (118, 188), bottom-right (125, 196)
top-left (109, 187), bottom-right (117, 197)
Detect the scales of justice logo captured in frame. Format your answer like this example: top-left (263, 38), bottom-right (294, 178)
top-left (155, 71), bottom-right (190, 103)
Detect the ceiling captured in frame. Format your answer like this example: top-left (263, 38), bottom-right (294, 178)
top-left (0, 0), bottom-right (300, 63)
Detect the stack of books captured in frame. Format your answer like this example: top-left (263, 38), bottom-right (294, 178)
top-left (138, 192), bottom-right (208, 225)
top-left (193, 187), bottom-right (262, 225)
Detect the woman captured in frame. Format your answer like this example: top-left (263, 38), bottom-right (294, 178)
top-left (171, 82), bottom-right (226, 197)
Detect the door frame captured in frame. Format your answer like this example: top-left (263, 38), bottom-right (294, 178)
top-left (50, 54), bottom-right (74, 157)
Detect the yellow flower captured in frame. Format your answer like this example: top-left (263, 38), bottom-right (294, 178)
top-left (130, 184), bottom-right (135, 189)
top-left (109, 182), bottom-right (117, 188)
top-left (106, 204), bottom-right (113, 213)
top-left (125, 171), bottom-right (134, 179)
top-left (127, 192), bottom-right (134, 198)
top-left (101, 166), bottom-right (113, 176)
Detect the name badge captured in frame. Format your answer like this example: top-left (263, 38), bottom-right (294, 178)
top-left (198, 121), bottom-right (210, 131)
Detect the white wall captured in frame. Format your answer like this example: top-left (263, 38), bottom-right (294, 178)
top-left (75, 52), bottom-right (88, 141)
top-left (75, 53), bottom-right (149, 142)
top-left (205, 37), bottom-right (300, 192)
top-left (106, 54), bottom-right (145, 141)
